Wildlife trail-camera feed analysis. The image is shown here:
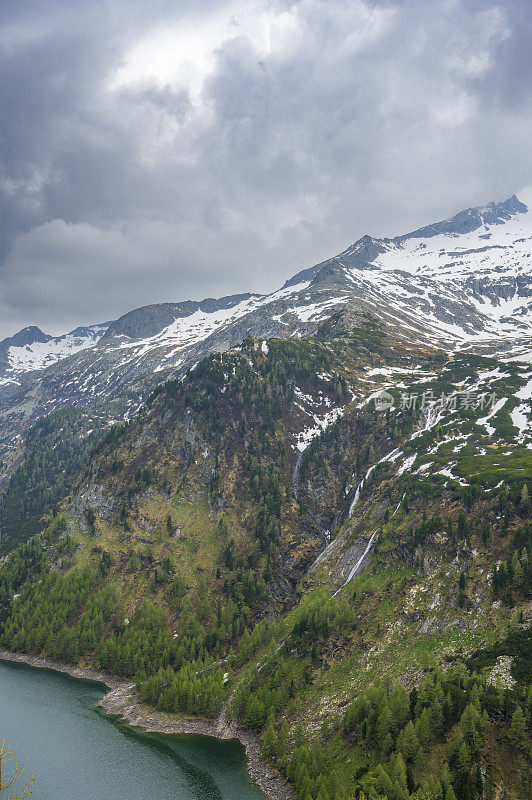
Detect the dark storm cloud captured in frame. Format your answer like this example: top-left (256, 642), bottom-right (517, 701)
top-left (0, 0), bottom-right (531, 337)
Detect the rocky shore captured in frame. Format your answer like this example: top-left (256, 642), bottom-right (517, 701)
top-left (0, 649), bottom-right (292, 800)
top-left (0, 648), bottom-right (123, 689)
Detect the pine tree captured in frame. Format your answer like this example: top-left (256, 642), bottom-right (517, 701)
top-left (416, 707), bottom-right (432, 745)
top-left (460, 703), bottom-right (483, 752)
top-left (383, 732), bottom-right (394, 756)
top-left (390, 682), bottom-right (409, 728)
top-left (398, 720), bottom-right (419, 762)
top-left (444, 785), bottom-right (458, 800)
top-left (414, 746), bottom-right (426, 774)
top-left (521, 484), bottom-right (530, 514)
top-left (456, 741), bottom-right (471, 775)
top-left (511, 550), bottom-right (523, 585)
top-left (376, 703), bottom-right (394, 749)
top-left (392, 779), bottom-right (407, 800)
top-left (262, 714), bottom-right (277, 760)
top-left (409, 686), bottom-right (419, 718)
top-left (277, 719), bottom-right (289, 762)
top-left (509, 706), bottom-right (526, 748)
top-left (418, 776), bottom-right (442, 799)
top-left (440, 763), bottom-right (452, 795)
top-left (372, 765), bottom-right (394, 798)
top-left (391, 752), bottom-right (407, 790)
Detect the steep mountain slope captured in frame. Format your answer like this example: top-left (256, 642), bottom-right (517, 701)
top-left (0, 195), bottom-right (530, 467)
top-left (0, 197), bottom-right (530, 800)
top-left (0, 406), bottom-right (109, 553)
top-left (0, 318), bottom-right (529, 799)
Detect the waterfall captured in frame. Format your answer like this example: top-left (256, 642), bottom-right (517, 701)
top-left (411, 402), bottom-right (443, 439)
top-left (332, 530), bottom-right (378, 597)
top-left (291, 449), bottom-right (304, 501)
top-left (317, 403), bottom-right (441, 597)
top-left (348, 465), bottom-right (375, 516)
top-left (348, 447), bottom-right (401, 516)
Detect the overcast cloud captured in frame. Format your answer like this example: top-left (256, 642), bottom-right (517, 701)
top-left (0, 0), bottom-right (531, 337)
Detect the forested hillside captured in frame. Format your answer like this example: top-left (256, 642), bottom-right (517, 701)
top-left (0, 318), bottom-right (530, 800)
top-left (0, 407), bottom-right (108, 554)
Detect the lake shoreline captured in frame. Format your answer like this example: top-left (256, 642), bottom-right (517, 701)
top-left (0, 649), bottom-right (292, 800)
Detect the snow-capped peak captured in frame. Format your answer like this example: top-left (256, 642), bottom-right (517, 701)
top-left (0, 322), bottom-right (110, 384)
top-left (301, 194), bottom-right (532, 358)
top-left (1, 193), bottom-right (531, 452)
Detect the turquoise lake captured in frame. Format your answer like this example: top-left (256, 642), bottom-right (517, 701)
top-left (0, 660), bottom-right (267, 800)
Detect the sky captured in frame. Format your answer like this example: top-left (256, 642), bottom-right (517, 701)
top-left (1, 0), bottom-right (532, 338)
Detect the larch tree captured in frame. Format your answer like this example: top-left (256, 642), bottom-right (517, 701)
top-left (0, 739), bottom-right (35, 799)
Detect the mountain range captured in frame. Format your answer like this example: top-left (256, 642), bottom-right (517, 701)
top-left (0, 194), bottom-right (530, 466)
top-left (0, 194), bottom-right (530, 800)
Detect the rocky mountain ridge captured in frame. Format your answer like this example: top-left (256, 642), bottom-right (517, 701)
top-left (0, 194), bottom-right (530, 481)
top-left (0, 322), bottom-right (110, 386)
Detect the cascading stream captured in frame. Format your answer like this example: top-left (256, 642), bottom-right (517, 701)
top-left (331, 530), bottom-right (378, 598)
top-left (291, 449), bottom-right (304, 501)
top-left (308, 398), bottom-right (443, 589)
